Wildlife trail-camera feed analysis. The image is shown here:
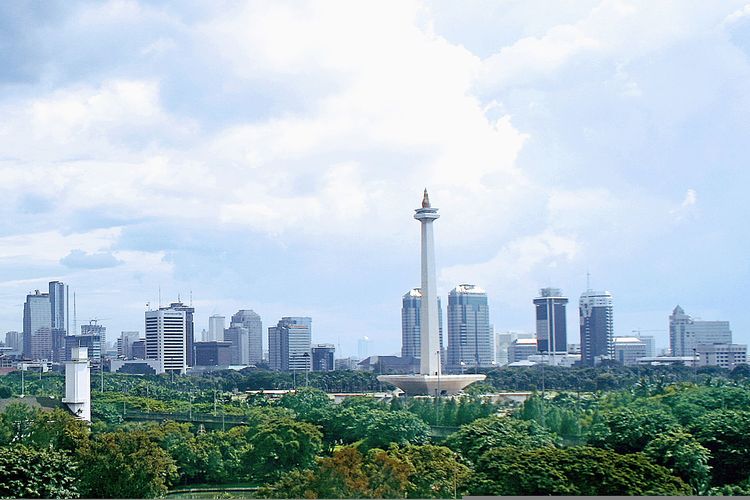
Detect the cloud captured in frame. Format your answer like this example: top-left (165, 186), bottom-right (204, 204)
top-left (670, 188), bottom-right (697, 221)
top-left (60, 249), bottom-right (123, 269)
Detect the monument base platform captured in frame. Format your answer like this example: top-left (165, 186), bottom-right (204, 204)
top-left (377, 374), bottom-right (486, 396)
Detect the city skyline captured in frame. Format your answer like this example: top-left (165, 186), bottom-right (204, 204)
top-left (0, 2), bottom-right (747, 357)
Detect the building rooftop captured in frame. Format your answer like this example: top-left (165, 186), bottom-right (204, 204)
top-left (452, 284), bottom-right (486, 294)
top-left (613, 337), bottom-right (645, 344)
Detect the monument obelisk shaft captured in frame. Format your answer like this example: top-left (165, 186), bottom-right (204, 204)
top-left (415, 189), bottom-right (441, 376)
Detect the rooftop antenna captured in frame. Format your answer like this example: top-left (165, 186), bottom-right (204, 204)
top-left (158, 286), bottom-right (162, 308)
top-left (73, 292), bottom-right (77, 336)
top-left (189, 290), bottom-right (193, 307)
top-left (586, 270), bottom-right (591, 291)
top-left (177, 292), bottom-right (181, 304)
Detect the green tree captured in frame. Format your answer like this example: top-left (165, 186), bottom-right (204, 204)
top-left (643, 429), bottom-right (711, 493)
top-left (363, 410), bottom-right (429, 450)
top-left (0, 445), bottom-right (80, 498)
top-left (28, 408), bottom-right (90, 452)
top-left (244, 417), bottom-right (323, 481)
top-left (690, 409), bottom-right (750, 485)
top-left (469, 446), bottom-right (691, 496)
top-left (586, 407), bottom-right (680, 453)
top-left (444, 415), bottom-right (557, 464)
top-left (0, 403), bottom-right (38, 444)
top-left (76, 429), bottom-right (178, 498)
top-left (393, 444), bottom-right (471, 498)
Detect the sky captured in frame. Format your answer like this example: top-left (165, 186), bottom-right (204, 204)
top-left (0, 0), bottom-right (748, 357)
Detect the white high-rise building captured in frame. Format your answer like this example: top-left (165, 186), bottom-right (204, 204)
top-left (208, 315), bottom-right (225, 342)
top-left (231, 310), bottom-right (263, 364)
top-left (224, 325), bottom-right (250, 365)
top-left (145, 308), bottom-right (187, 374)
top-left (670, 305), bottom-right (732, 356)
top-left (268, 317), bottom-right (311, 372)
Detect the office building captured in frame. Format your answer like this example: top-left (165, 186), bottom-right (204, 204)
top-left (496, 331), bottom-right (534, 365)
top-left (401, 288), bottom-right (444, 361)
top-left (208, 315), bottom-right (225, 342)
top-left (131, 340), bottom-right (146, 359)
top-left (508, 338), bottom-right (538, 363)
top-left (194, 341), bottom-right (232, 366)
top-left (145, 307), bottom-right (187, 374)
top-left (669, 306), bottom-right (732, 356)
top-left (613, 337), bottom-right (647, 366)
top-left (268, 317), bottom-right (311, 372)
top-left (64, 334), bottom-right (102, 365)
top-left (167, 302), bottom-right (195, 367)
top-left (4, 331), bottom-right (21, 352)
top-left (48, 281), bottom-right (68, 335)
top-left (696, 343), bottom-right (747, 369)
top-left (335, 357), bottom-right (360, 370)
top-left (446, 284), bottom-right (493, 370)
top-left (117, 331), bottom-right (142, 359)
top-left (224, 325), bottom-right (250, 365)
top-left (579, 290), bottom-right (614, 366)
top-left (357, 336), bottom-right (371, 360)
top-left (23, 290), bottom-right (52, 361)
top-left (230, 310), bottom-right (263, 365)
top-left (311, 344), bottom-right (335, 371)
top-left (534, 288), bottom-right (568, 354)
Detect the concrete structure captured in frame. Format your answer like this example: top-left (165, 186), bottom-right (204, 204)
top-left (401, 288), bottom-right (444, 361)
top-left (110, 358), bottom-right (161, 374)
top-left (63, 347), bottom-right (90, 422)
top-left (131, 340), bottom-right (146, 359)
top-left (579, 290), bottom-right (614, 366)
top-left (268, 317), bottom-right (312, 372)
top-left (311, 344), bottom-right (335, 371)
top-left (527, 353), bottom-right (581, 367)
top-left (4, 331), bottom-right (21, 352)
top-left (534, 288), bottom-right (568, 354)
top-left (636, 356), bottom-right (698, 367)
top-left (447, 284), bottom-right (493, 370)
top-left (64, 334), bottom-right (102, 366)
top-left (670, 306), bottom-right (732, 356)
top-left (224, 325), bottom-right (250, 365)
top-left (509, 338), bottom-right (538, 363)
top-left (496, 331), bottom-right (535, 365)
top-left (613, 336), bottom-right (648, 366)
top-left (379, 190), bottom-right (484, 395)
top-left (231, 310), bottom-right (263, 365)
top-left (194, 341), bottom-right (232, 366)
top-left (23, 290), bottom-right (51, 361)
top-left (208, 315), bottom-right (225, 342)
top-left (335, 357), bottom-right (360, 370)
top-left (696, 343), bottom-right (747, 368)
top-left (359, 355), bottom-right (419, 374)
top-left (168, 302), bottom-right (195, 367)
top-left (145, 307), bottom-right (187, 374)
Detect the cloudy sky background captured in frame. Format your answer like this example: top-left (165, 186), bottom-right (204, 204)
top-left (0, 0), bottom-right (748, 356)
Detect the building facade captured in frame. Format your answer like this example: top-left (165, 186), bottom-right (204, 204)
top-left (194, 341), bottom-right (232, 366)
top-left (117, 331), bottom-right (142, 359)
top-left (311, 344), bottom-right (335, 371)
top-left (23, 290), bottom-right (52, 361)
top-left (696, 343), bottom-right (747, 369)
top-left (208, 315), bottom-right (225, 342)
top-left (613, 336), bottom-right (647, 365)
top-left (268, 317), bottom-right (311, 372)
top-left (669, 305), bottom-right (732, 356)
top-left (534, 288), bottom-right (568, 354)
top-left (224, 325), bottom-right (250, 365)
top-left (167, 302), bottom-right (195, 367)
top-left (145, 307), bottom-right (187, 374)
top-left (401, 288), bottom-right (444, 362)
top-left (230, 310), bottom-right (263, 365)
top-left (4, 331), bottom-right (21, 352)
top-left (446, 284), bottom-right (493, 370)
top-left (579, 290), bottom-right (614, 366)
top-left (508, 338), bottom-right (538, 363)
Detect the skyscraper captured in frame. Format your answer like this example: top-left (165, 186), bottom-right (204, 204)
top-left (117, 331), bottom-right (141, 359)
top-left (533, 288), bottom-right (568, 354)
top-left (167, 301), bottom-right (195, 367)
top-left (208, 315), bottom-right (225, 342)
top-left (401, 288), bottom-right (443, 360)
top-left (268, 317), bottom-right (311, 372)
top-left (446, 284), bottom-right (493, 370)
top-left (23, 290), bottom-right (52, 361)
top-left (4, 331), bottom-right (21, 352)
top-left (145, 307), bottom-right (187, 374)
top-left (224, 325), bottom-right (250, 365)
top-left (669, 305), bottom-right (732, 356)
top-left (579, 290), bottom-right (614, 366)
top-left (48, 281), bottom-right (68, 334)
top-left (230, 310), bottom-right (263, 364)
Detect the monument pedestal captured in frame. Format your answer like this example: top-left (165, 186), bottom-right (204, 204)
top-left (378, 373), bottom-right (486, 396)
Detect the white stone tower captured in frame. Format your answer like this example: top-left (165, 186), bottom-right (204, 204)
top-left (63, 346), bottom-right (91, 422)
top-left (415, 189), bottom-right (441, 376)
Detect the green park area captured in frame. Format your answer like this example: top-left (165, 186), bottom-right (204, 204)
top-left (2, 363), bottom-right (750, 497)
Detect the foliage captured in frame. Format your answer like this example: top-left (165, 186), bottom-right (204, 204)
top-left (444, 414), bottom-right (557, 463)
top-left (76, 429), bottom-right (178, 498)
top-left (690, 409), bottom-right (750, 485)
top-left (0, 445), bottom-right (80, 498)
top-left (585, 406), bottom-right (680, 453)
top-left (643, 429), bottom-right (711, 493)
top-left (393, 444), bottom-right (471, 498)
top-left (363, 410), bottom-right (429, 450)
top-left (469, 446), bottom-right (691, 496)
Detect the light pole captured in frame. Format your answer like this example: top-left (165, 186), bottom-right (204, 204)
top-left (460, 361), bottom-right (465, 375)
top-left (303, 352), bottom-right (310, 386)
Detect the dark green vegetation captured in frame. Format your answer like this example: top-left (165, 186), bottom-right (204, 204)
top-left (1, 364), bottom-right (750, 497)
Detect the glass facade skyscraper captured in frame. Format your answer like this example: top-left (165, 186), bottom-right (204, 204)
top-left (533, 288), bottom-right (568, 354)
top-left (23, 290), bottom-right (52, 360)
top-left (579, 290), bottom-right (614, 366)
top-left (446, 284), bottom-right (492, 370)
top-left (401, 288), bottom-right (443, 362)
top-left (268, 317), bottom-right (311, 372)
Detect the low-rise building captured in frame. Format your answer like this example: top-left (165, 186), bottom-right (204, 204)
top-left (613, 337), bottom-right (648, 366)
top-left (508, 338), bottom-right (538, 363)
top-left (696, 343), bottom-right (747, 369)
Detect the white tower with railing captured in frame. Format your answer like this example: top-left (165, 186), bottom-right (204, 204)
top-left (63, 346), bottom-right (91, 422)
